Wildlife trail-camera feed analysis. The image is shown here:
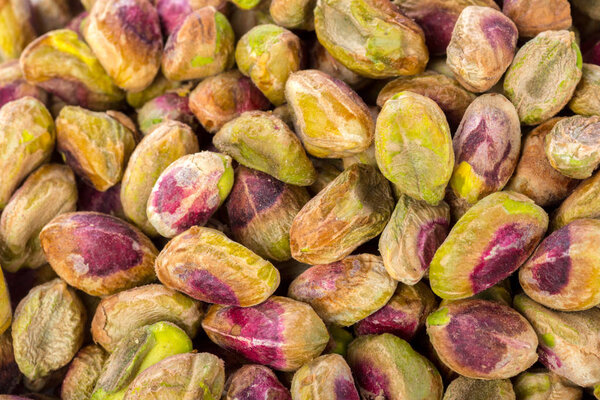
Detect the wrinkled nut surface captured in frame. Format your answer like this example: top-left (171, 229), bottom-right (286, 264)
top-left (426, 299), bottom-right (538, 379)
top-left (0, 60), bottom-right (47, 108)
top-left (0, 0), bottom-right (36, 62)
top-left (155, 226), bottom-right (280, 306)
top-left (513, 370), bottom-right (583, 400)
top-left (39, 212), bottom-right (158, 297)
top-left (442, 376), bottom-right (516, 400)
top-left (61, 345), bottom-right (108, 400)
top-left (290, 164), bottom-right (394, 265)
top-left (503, 0), bottom-right (572, 38)
top-left (12, 279), bottom-right (86, 381)
top-left (270, 0), bottom-right (315, 30)
top-left (569, 63), bottom-right (600, 116)
top-left (224, 364), bottom-right (291, 400)
top-left (136, 92), bottom-right (198, 136)
top-left (0, 268), bottom-right (10, 335)
top-left (291, 354), bottom-right (359, 400)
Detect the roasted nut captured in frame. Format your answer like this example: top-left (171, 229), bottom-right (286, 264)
top-left (125, 73), bottom-right (182, 109)
top-left (443, 376), bottom-right (516, 400)
top-left (269, 0), bottom-right (314, 30)
top-left (429, 191), bottom-right (548, 299)
top-left (375, 91), bottom-right (454, 205)
top-left (0, 60), bottom-right (47, 108)
top-left (513, 370), bottom-right (583, 400)
top-left (0, 268), bottom-right (10, 335)
top-left (504, 30), bottom-right (582, 125)
top-left (290, 164), bottom-right (394, 265)
top-left (214, 111), bottom-right (316, 186)
top-left (569, 63), bottom-right (600, 116)
top-left (291, 354), bottom-right (359, 400)
top-left (12, 279), bottom-right (86, 382)
top-left (426, 299), bottom-right (538, 379)
top-left (39, 212), bottom-right (158, 297)
top-left (156, 0), bottom-right (229, 36)
top-left (61, 345), bottom-right (108, 400)
top-left (77, 181), bottom-right (125, 218)
top-left (224, 364), bottom-right (291, 400)
top-left (314, 0), bottom-right (429, 78)
top-left (0, 0), bottom-right (36, 62)
top-left (552, 169), bottom-right (600, 229)
top-left (503, 0), bottom-right (572, 38)
top-left (0, 331), bottom-right (20, 393)
top-left (202, 296), bottom-right (329, 371)
top-left (136, 92), bottom-right (198, 135)
top-left (347, 333), bottom-right (443, 400)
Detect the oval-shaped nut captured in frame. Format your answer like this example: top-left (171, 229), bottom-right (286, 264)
top-left (284, 70), bottom-right (374, 158)
top-left (226, 166), bottom-right (310, 262)
top-left (504, 30), bottom-right (582, 125)
top-left (156, 226), bottom-right (280, 306)
top-left (61, 345), bottom-right (108, 400)
top-left (39, 212), bottom-right (158, 297)
top-left (288, 254), bottom-right (397, 327)
top-left (503, 0), bottom-right (572, 38)
top-left (78, 181), bottom-right (125, 219)
top-left (12, 279), bottom-right (86, 381)
top-left (375, 91), bottom-right (454, 205)
top-left (0, 0), bottom-right (36, 62)
top-left (443, 376), bottom-right (516, 400)
top-left (354, 281), bottom-right (437, 341)
top-left (505, 117), bottom-right (578, 207)
top-left (0, 97), bottom-right (55, 210)
top-left (314, 0), bottom-right (428, 78)
top-left (291, 354), bottom-right (359, 400)
top-left (290, 164), bottom-right (394, 265)
top-left (91, 284), bottom-right (203, 352)
top-left (0, 268), bottom-right (10, 335)
top-left (569, 63), bottom-right (600, 116)
top-left (189, 70), bottom-right (270, 134)
top-left (84, 0), bottom-right (163, 92)
top-left (202, 296), bottom-right (329, 371)
top-left (156, 0), bottom-right (228, 36)
top-left (0, 60), bottom-right (47, 108)
top-left (235, 24), bottom-right (302, 105)
top-left (447, 94), bottom-right (521, 218)
top-left (146, 152), bottom-right (233, 238)
top-left (0, 331), bottom-right (20, 393)
top-left (447, 6), bottom-right (518, 92)
top-left (136, 92), bottom-right (198, 135)
top-left (270, 0), bottom-right (314, 30)
top-left (513, 294), bottom-right (600, 388)
top-left (56, 106), bottom-right (136, 192)
top-left (224, 364), bottom-right (290, 400)
top-left (552, 170), bottom-right (600, 229)
top-left (513, 370), bottom-right (583, 400)
top-left (90, 321), bottom-right (193, 400)
top-left (213, 111), bottom-right (316, 186)
top-left (430, 191), bottom-right (548, 299)
top-left (426, 299), bottom-right (538, 379)
top-left (19, 29), bottom-right (125, 111)
top-left (379, 194), bottom-right (450, 284)
top-left (123, 352), bottom-right (225, 400)
top-left (347, 333), bottom-right (443, 400)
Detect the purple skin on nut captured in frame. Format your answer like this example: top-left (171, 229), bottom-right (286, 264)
top-left (530, 226), bottom-right (571, 294)
top-left (184, 269), bottom-right (239, 305)
top-left (417, 218), bottom-right (449, 270)
top-left (236, 78), bottom-right (271, 113)
top-left (290, 262), bottom-right (346, 298)
top-left (235, 368), bottom-right (291, 400)
top-left (480, 15), bottom-right (518, 50)
top-left (150, 93), bottom-right (197, 129)
top-left (156, 0), bottom-right (192, 35)
top-left (117, 1), bottom-right (162, 45)
top-left (417, 10), bottom-right (457, 55)
top-left (538, 345), bottom-right (563, 370)
top-left (353, 361), bottom-right (391, 399)
top-left (0, 84), bottom-right (20, 107)
top-left (334, 377), bottom-right (360, 400)
top-left (77, 179), bottom-right (124, 217)
top-left (40, 78), bottom-right (96, 109)
top-left (354, 306), bottom-right (418, 340)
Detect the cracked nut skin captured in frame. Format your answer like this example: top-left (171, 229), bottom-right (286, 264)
top-left (426, 299), bottom-right (538, 379)
top-left (12, 279), bottom-right (86, 382)
top-left (442, 376), bottom-right (516, 400)
top-left (569, 63), bottom-right (600, 116)
top-left (502, 0), bottom-right (572, 38)
top-left (0, 164), bottom-right (77, 273)
top-left (136, 92), bottom-right (199, 136)
top-left (0, 60), bottom-right (47, 108)
top-left (61, 345), bottom-right (108, 400)
top-left (289, 254), bottom-right (397, 327)
top-left (155, 226), bottom-right (280, 306)
top-left (290, 164), bottom-right (394, 265)
top-left (224, 364), bottom-right (291, 400)
top-left (0, 268), bottom-right (10, 335)
top-left (147, 151), bottom-right (234, 238)
top-left (39, 212), bottom-right (158, 297)
top-left (429, 191), bottom-right (548, 300)
top-left (91, 284), bottom-right (203, 352)
top-left (513, 370), bottom-right (583, 400)
top-left (0, 0), bottom-right (36, 62)
top-left (0, 331), bottom-right (20, 393)
top-left (347, 333), bottom-right (443, 400)
top-left (291, 354), bottom-right (359, 400)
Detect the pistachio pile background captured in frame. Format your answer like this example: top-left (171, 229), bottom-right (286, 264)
top-left (1, 0), bottom-right (600, 399)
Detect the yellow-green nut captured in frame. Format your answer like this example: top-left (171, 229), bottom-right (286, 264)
top-left (56, 106), bottom-right (136, 192)
top-left (375, 91), bottom-right (454, 205)
top-left (443, 376), bottom-right (516, 400)
top-left (0, 164), bottom-right (77, 273)
top-left (155, 226), bottom-right (280, 306)
top-left (552, 170), bottom-right (600, 229)
top-left (83, 0), bottom-right (163, 92)
top-left (314, 0), bottom-right (429, 79)
top-left (0, 96), bottom-right (55, 210)
top-left (569, 63), bottom-right (600, 116)
top-left (125, 73), bottom-right (182, 109)
top-left (213, 111), bottom-right (317, 186)
top-left (513, 370), bottom-right (583, 400)
top-left (270, 0), bottom-right (315, 30)
top-left (342, 144), bottom-right (377, 169)
top-left (19, 29), bottom-right (125, 111)
top-left (123, 352), bottom-right (225, 400)
top-left (0, 267), bottom-right (10, 335)
top-left (61, 345), bottom-right (108, 400)
top-left (503, 30), bottom-right (582, 125)
top-left (0, 60), bottom-right (48, 108)
top-left (291, 354), bottom-right (360, 400)
top-left (229, 0), bottom-right (274, 38)
top-left (90, 321), bottom-right (193, 400)
top-left (12, 279), bottom-right (86, 382)
top-left (429, 191), bottom-right (548, 300)
top-left (290, 164), bottom-right (394, 265)
top-left (284, 69), bottom-right (374, 158)
top-left (162, 7), bottom-right (235, 81)
top-left (230, 0), bottom-right (261, 9)
top-left (136, 90), bottom-right (200, 137)
top-left (0, 0), bottom-right (36, 62)
top-left (235, 24), bottom-right (303, 105)
top-left (502, 0), bottom-right (572, 38)
top-left (288, 254), bottom-right (397, 327)
top-left (121, 120), bottom-right (199, 237)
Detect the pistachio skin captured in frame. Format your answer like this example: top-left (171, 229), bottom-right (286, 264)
top-left (503, 0), bottom-right (572, 38)
top-left (0, 0), bottom-right (36, 62)
top-left (443, 376), bottom-right (516, 400)
top-left (291, 354), bottom-right (359, 400)
top-left (224, 364), bottom-right (291, 400)
top-left (61, 345), bottom-right (108, 400)
top-left (513, 370), bottom-right (583, 400)
top-left (136, 92), bottom-right (199, 136)
top-left (0, 60), bottom-right (47, 108)
top-left (0, 268), bottom-right (10, 335)
top-left (552, 170), bottom-right (600, 229)
top-left (156, 0), bottom-right (229, 36)
top-left (569, 63), bottom-right (600, 116)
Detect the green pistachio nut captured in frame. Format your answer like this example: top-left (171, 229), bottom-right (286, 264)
top-left (0, 0), bottom-right (36, 62)
top-left (513, 370), bottom-right (583, 400)
top-left (61, 345), bottom-right (108, 400)
top-left (552, 169), bottom-right (600, 229)
top-left (569, 63), bottom-right (600, 116)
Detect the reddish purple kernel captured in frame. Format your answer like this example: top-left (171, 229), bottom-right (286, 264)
top-left (0, 84), bottom-right (19, 107)
top-left (77, 179), bottom-right (124, 217)
top-left (236, 78), bottom-right (271, 113)
top-left (354, 306), bottom-right (417, 341)
top-left (185, 269), bottom-right (239, 305)
top-left (117, 1), bottom-right (162, 45)
top-left (333, 377), bottom-right (360, 400)
top-left (290, 262), bottom-right (347, 299)
top-left (417, 218), bottom-right (449, 270)
top-left (480, 15), bottom-right (518, 50)
top-left (352, 361), bottom-right (391, 399)
top-left (152, 167), bottom-right (187, 214)
top-left (172, 191), bottom-right (217, 233)
top-left (417, 10), bottom-right (457, 55)
top-left (156, 0), bottom-right (193, 35)
top-left (530, 225), bottom-right (571, 295)
top-left (234, 367), bottom-right (291, 400)
top-left (538, 345), bottom-right (563, 370)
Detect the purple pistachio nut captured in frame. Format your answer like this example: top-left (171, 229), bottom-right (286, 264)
top-left (290, 164), bottom-right (394, 265)
top-left (447, 94), bottom-right (521, 219)
top-left (155, 226), bottom-right (280, 306)
top-left (513, 370), bottom-right (583, 400)
top-left (505, 117), bottom-right (578, 208)
top-left (269, 0), bottom-right (315, 30)
top-left (552, 169), bottom-right (600, 229)
top-left (429, 191), bottom-right (548, 300)
top-left (0, 60), bottom-right (47, 108)
top-left (354, 281), bottom-right (437, 341)
top-left (379, 194), bottom-right (450, 285)
top-left (136, 92), bottom-right (199, 135)
top-left (0, 331), bottom-right (19, 394)
top-left (291, 354), bottom-right (359, 400)
top-left (77, 180), bottom-right (125, 219)
top-left (156, 0), bottom-right (229, 36)
top-left (347, 333), bottom-right (443, 400)
top-left (288, 254), bottom-right (397, 327)
top-left (39, 212), bottom-right (158, 297)
top-left (426, 299), bottom-right (538, 379)
top-left (324, 326), bottom-right (353, 357)
top-left (0, 0), bottom-right (36, 62)
top-left (569, 63), bottom-right (600, 116)
top-left (519, 219), bottom-right (600, 311)
top-left (443, 376), bottom-right (516, 400)
top-left (201, 296), bottom-right (330, 371)
top-left (226, 166), bottom-right (310, 262)
top-left (513, 294), bottom-right (600, 388)
top-left (146, 152), bottom-right (233, 238)
top-left (503, 0), bottom-right (572, 38)
top-left (61, 345), bottom-right (108, 400)
top-left (447, 6), bottom-right (518, 93)
top-left (309, 41), bottom-right (367, 89)
top-left (224, 365), bottom-right (291, 400)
